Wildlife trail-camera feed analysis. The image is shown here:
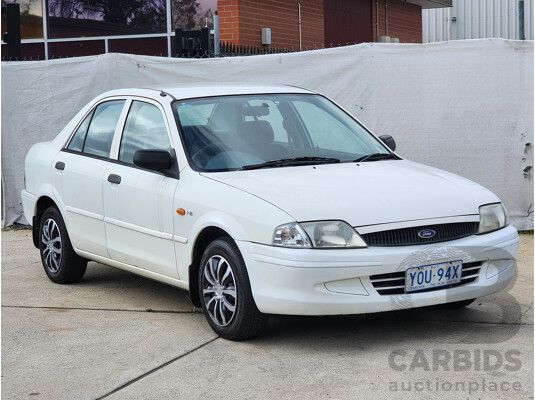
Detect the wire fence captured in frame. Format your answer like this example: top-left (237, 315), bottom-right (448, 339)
top-left (1, 54), bottom-right (168, 62)
top-left (219, 42), bottom-right (304, 56)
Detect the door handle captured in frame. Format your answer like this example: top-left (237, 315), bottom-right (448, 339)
top-left (107, 174), bottom-right (121, 184)
top-left (55, 161), bottom-right (65, 170)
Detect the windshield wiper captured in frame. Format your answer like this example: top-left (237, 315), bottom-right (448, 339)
top-left (353, 153), bottom-right (398, 163)
top-left (240, 157), bottom-right (340, 171)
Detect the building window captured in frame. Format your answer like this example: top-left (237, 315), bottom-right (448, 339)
top-left (47, 0), bottom-right (168, 39)
top-left (171, 0), bottom-right (215, 30)
top-left (2, 0), bottom-right (219, 60)
top-left (1, 0), bottom-right (44, 39)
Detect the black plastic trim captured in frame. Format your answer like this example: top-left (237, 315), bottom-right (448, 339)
top-left (107, 174), bottom-right (121, 184)
top-left (59, 148), bottom-right (180, 180)
top-left (361, 222), bottom-right (479, 247)
top-left (32, 216), bottom-right (39, 248)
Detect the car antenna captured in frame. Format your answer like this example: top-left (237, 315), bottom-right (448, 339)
top-left (156, 89), bottom-right (177, 101)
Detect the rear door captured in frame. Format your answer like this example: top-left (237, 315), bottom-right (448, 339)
top-left (102, 98), bottom-right (180, 278)
top-left (54, 98), bottom-right (127, 256)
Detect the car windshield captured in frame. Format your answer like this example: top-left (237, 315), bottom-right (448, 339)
top-left (174, 94), bottom-right (393, 171)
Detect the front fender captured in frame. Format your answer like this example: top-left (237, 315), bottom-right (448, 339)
top-left (172, 168), bottom-right (294, 280)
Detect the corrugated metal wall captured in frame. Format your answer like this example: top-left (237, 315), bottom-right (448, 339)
top-left (423, 0), bottom-right (534, 42)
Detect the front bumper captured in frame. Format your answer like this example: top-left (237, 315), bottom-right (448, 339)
top-left (236, 225), bottom-right (519, 316)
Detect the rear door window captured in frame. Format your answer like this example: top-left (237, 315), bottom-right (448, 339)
top-left (81, 100), bottom-right (125, 158)
top-left (67, 109), bottom-right (94, 152)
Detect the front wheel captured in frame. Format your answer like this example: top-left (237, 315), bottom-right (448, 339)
top-left (39, 207), bottom-right (87, 284)
top-left (198, 237), bottom-right (268, 340)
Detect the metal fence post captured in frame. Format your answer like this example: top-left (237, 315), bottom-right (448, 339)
top-left (214, 11), bottom-right (220, 56)
top-left (175, 27), bottom-right (183, 57)
top-left (3, 2), bottom-right (21, 61)
top-left (519, 0), bottom-right (525, 40)
top-left (186, 37), bottom-right (194, 57)
top-left (201, 26), bottom-right (210, 57)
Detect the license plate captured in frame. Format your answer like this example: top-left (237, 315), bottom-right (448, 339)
top-left (405, 260), bottom-right (463, 293)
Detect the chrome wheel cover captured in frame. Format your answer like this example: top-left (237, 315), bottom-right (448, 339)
top-left (41, 218), bottom-right (62, 273)
top-left (202, 255), bottom-right (237, 327)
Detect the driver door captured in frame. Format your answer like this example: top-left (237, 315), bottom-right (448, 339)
top-left (103, 98), bottom-right (179, 278)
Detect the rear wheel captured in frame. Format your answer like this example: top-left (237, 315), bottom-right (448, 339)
top-left (437, 298), bottom-right (476, 309)
top-left (39, 207), bottom-right (87, 284)
top-left (198, 237), bottom-right (268, 340)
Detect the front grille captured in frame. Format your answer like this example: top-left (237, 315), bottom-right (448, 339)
top-left (361, 222), bottom-right (479, 247)
top-left (369, 261), bottom-right (482, 295)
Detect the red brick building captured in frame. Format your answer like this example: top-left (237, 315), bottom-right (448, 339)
top-left (218, 0), bottom-right (451, 49)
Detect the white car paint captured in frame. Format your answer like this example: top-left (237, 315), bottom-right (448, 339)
top-left (53, 150), bottom-right (110, 257)
top-left (201, 160), bottom-right (499, 229)
top-left (21, 83), bottom-right (518, 319)
top-left (238, 226), bottom-right (518, 315)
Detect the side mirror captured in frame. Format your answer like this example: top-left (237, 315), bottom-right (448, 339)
top-left (133, 149), bottom-right (173, 171)
top-left (379, 135), bottom-right (396, 152)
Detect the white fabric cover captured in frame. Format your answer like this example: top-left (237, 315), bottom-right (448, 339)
top-left (1, 38), bottom-right (533, 229)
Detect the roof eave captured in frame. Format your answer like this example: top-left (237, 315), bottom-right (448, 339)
top-left (404, 0), bottom-right (452, 9)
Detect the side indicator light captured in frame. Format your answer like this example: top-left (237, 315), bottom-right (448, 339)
top-left (176, 208), bottom-right (186, 216)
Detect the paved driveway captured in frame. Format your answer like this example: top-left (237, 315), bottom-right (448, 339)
top-left (2, 229), bottom-right (533, 400)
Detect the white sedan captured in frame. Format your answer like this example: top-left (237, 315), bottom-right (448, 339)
top-left (22, 83), bottom-right (518, 340)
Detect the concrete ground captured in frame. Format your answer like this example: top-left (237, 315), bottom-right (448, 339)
top-left (1, 229), bottom-right (533, 400)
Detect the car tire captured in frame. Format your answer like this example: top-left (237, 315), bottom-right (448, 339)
top-left (198, 237), bottom-right (268, 340)
top-left (39, 207), bottom-right (87, 284)
top-left (437, 298), bottom-right (476, 309)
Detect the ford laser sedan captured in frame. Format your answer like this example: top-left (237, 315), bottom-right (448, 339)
top-left (22, 84), bottom-right (519, 340)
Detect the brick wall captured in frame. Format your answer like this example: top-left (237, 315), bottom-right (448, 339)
top-left (219, 0), bottom-right (324, 49)
top-left (218, 0), bottom-right (241, 42)
top-left (372, 0), bottom-right (422, 43)
top-left (219, 0), bottom-right (422, 47)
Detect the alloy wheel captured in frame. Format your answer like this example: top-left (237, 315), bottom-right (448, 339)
top-left (202, 255), bottom-right (237, 327)
top-left (42, 218), bottom-right (62, 273)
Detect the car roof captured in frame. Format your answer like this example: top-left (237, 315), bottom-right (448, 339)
top-left (99, 83), bottom-right (316, 101)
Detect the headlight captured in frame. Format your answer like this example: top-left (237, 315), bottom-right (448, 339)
top-left (272, 223), bottom-right (311, 248)
top-left (478, 203), bottom-right (507, 234)
top-left (273, 221), bottom-right (366, 248)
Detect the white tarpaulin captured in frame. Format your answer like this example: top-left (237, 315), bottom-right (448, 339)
top-left (2, 38), bottom-right (533, 229)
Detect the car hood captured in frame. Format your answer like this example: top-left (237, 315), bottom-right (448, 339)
top-left (200, 160), bottom-right (499, 227)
